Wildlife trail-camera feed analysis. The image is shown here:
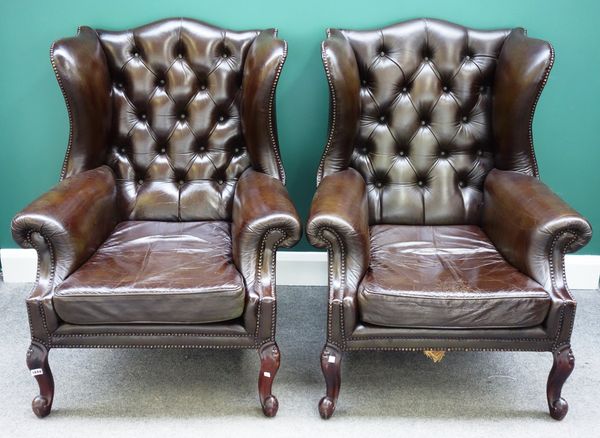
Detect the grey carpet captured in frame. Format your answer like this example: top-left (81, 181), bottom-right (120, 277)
top-left (0, 282), bottom-right (599, 437)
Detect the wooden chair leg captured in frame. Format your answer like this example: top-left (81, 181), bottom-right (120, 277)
top-left (26, 341), bottom-right (54, 418)
top-left (547, 344), bottom-right (575, 420)
top-left (318, 343), bottom-right (342, 419)
top-left (258, 342), bottom-right (280, 417)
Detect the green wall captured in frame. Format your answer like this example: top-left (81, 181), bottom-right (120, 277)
top-left (1, 0), bottom-right (598, 253)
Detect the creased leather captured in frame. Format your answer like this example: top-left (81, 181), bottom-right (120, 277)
top-left (358, 225), bottom-right (551, 329)
top-left (319, 19), bottom-right (511, 225)
top-left (309, 18), bottom-right (592, 352)
top-left (12, 18), bottom-right (298, 348)
top-left (307, 169), bottom-right (370, 341)
top-left (54, 221), bottom-right (245, 325)
top-left (482, 169), bottom-right (592, 292)
top-left (492, 29), bottom-right (553, 176)
top-left (232, 169), bottom-right (301, 339)
top-left (12, 166), bottom-right (119, 284)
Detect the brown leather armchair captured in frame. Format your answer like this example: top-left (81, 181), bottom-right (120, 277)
top-left (307, 18), bottom-right (592, 420)
top-left (12, 18), bottom-right (301, 418)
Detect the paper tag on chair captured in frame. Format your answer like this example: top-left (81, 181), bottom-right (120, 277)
top-left (328, 355), bottom-right (336, 364)
top-left (263, 371), bottom-right (271, 378)
top-left (30, 368), bottom-right (43, 376)
top-left (423, 350), bottom-right (446, 363)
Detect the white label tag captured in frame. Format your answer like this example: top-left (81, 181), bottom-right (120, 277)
top-left (328, 355), bottom-right (336, 364)
top-left (30, 368), bottom-right (43, 376)
top-left (263, 371), bottom-right (271, 378)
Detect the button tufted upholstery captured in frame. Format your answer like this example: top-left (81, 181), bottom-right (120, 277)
top-left (57, 18), bottom-right (287, 221)
top-left (320, 19), bottom-right (512, 224)
top-left (11, 18), bottom-right (301, 418)
top-left (307, 19), bottom-right (592, 420)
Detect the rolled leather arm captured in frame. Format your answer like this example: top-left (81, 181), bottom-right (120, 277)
top-left (482, 169), bottom-right (592, 292)
top-left (307, 168), bottom-right (370, 300)
top-left (12, 166), bottom-right (119, 285)
top-left (232, 168), bottom-right (302, 297)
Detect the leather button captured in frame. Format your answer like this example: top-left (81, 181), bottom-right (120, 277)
top-left (222, 52), bottom-right (228, 58)
top-left (477, 149), bottom-right (483, 156)
top-left (138, 179), bottom-right (143, 185)
top-left (160, 148), bottom-right (166, 154)
top-left (379, 115), bottom-right (386, 123)
top-left (421, 120), bottom-right (427, 126)
top-left (362, 79), bottom-right (367, 86)
top-left (442, 86), bottom-right (448, 92)
top-left (234, 147), bottom-right (240, 154)
top-left (375, 181), bottom-right (383, 188)
top-left (380, 51), bottom-right (386, 57)
top-left (219, 116), bottom-right (226, 122)
top-left (178, 180), bottom-right (184, 186)
top-left (217, 179), bottom-right (224, 185)
top-left (458, 181), bottom-right (466, 188)
top-left (200, 84), bottom-right (207, 91)
top-left (462, 116), bottom-right (468, 122)
top-left (417, 180), bottom-right (424, 187)
top-left (199, 146), bottom-right (206, 152)
top-left (178, 54), bottom-right (183, 59)
top-left (402, 87), bottom-right (407, 93)
top-left (361, 147), bottom-right (368, 154)
top-left (180, 113), bottom-right (186, 120)
top-left (440, 150), bottom-right (447, 157)
top-left (479, 85), bottom-right (485, 92)
top-left (133, 52), bottom-right (139, 58)
top-left (117, 82), bottom-right (124, 89)
top-left (465, 55), bottom-right (471, 60)
top-left (398, 150), bottom-right (405, 157)
top-left (120, 148), bottom-right (126, 154)
top-left (424, 56), bottom-right (429, 61)
top-left (140, 114), bottom-right (147, 120)
top-left (159, 79), bottom-right (165, 86)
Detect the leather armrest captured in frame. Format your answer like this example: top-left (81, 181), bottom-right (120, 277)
top-left (316, 29), bottom-right (361, 184)
top-left (241, 30), bottom-right (287, 183)
top-left (307, 168), bottom-right (370, 301)
top-left (12, 166), bottom-right (119, 287)
top-left (482, 169), bottom-right (592, 293)
top-left (232, 168), bottom-right (301, 297)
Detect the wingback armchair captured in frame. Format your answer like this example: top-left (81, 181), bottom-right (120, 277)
top-left (307, 19), bottom-right (592, 419)
top-left (12, 18), bottom-right (301, 418)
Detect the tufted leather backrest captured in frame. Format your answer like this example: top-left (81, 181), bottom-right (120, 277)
top-left (51, 18), bottom-right (287, 221)
top-left (319, 19), bottom-right (553, 225)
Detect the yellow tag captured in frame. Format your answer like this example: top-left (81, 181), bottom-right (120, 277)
top-left (423, 350), bottom-right (446, 363)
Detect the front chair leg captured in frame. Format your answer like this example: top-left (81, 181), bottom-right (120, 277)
top-left (547, 345), bottom-right (575, 420)
top-left (258, 342), bottom-right (280, 417)
top-left (318, 343), bottom-right (342, 419)
top-left (26, 341), bottom-right (54, 418)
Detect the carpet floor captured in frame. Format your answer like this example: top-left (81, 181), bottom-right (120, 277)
top-left (0, 282), bottom-right (599, 437)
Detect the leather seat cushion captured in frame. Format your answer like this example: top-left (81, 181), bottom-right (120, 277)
top-left (358, 225), bottom-right (551, 329)
top-left (54, 221), bottom-right (246, 325)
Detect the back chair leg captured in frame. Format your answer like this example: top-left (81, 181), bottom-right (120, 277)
top-left (258, 342), bottom-right (281, 417)
top-left (318, 343), bottom-right (342, 419)
top-left (26, 341), bottom-right (54, 418)
top-left (547, 344), bottom-right (575, 420)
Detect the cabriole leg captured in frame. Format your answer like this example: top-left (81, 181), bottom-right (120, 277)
top-left (258, 342), bottom-right (280, 417)
top-left (318, 343), bottom-right (342, 419)
top-left (547, 345), bottom-right (575, 420)
top-left (26, 341), bottom-right (54, 418)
